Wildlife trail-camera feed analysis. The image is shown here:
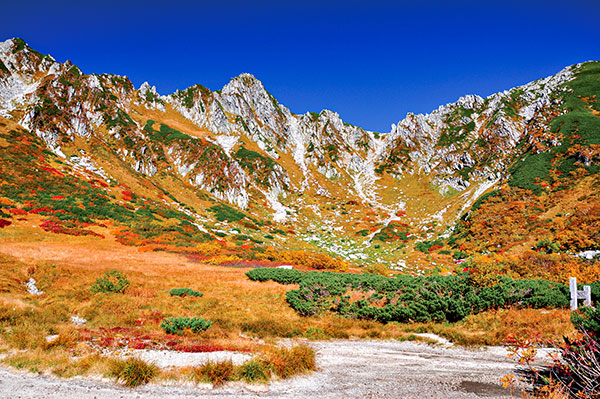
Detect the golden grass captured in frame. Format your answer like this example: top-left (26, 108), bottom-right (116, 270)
top-left (404, 307), bottom-right (575, 347)
top-left (0, 227), bottom-right (579, 383)
top-left (131, 104), bottom-right (213, 140)
top-left (108, 357), bottom-right (158, 387)
top-left (262, 344), bottom-right (315, 378)
top-left (2, 350), bottom-right (112, 377)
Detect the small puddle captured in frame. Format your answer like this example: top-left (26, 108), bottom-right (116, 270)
top-left (459, 380), bottom-right (509, 397)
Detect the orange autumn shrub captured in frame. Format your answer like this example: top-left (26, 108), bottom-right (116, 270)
top-left (204, 255), bottom-right (240, 265)
top-left (514, 250), bottom-right (600, 284)
top-left (260, 247), bottom-right (349, 271)
top-left (470, 250), bottom-right (599, 285)
top-left (277, 250), bottom-right (349, 272)
top-left (195, 242), bottom-right (224, 256)
top-left (469, 253), bottom-right (517, 287)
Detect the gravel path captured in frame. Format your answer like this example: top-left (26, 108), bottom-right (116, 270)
top-left (1, 340), bottom-right (525, 398)
top-left (130, 349), bottom-right (253, 367)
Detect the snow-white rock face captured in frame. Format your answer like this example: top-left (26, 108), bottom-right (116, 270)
top-left (214, 135), bottom-right (239, 156)
top-left (137, 81), bottom-right (166, 112)
top-left (70, 316), bottom-right (87, 325)
top-left (133, 158), bottom-right (158, 176)
top-left (517, 65), bottom-right (576, 122)
top-left (377, 64), bottom-right (576, 193)
top-left (577, 250), bottom-right (600, 260)
top-left (0, 38), bottom-right (58, 117)
top-left (167, 74), bottom-right (380, 208)
top-left (70, 152), bottom-right (109, 179)
top-left (25, 278), bottom-right (43, 296)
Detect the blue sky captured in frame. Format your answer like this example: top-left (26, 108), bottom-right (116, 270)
top-left (3, 0), bottom-right (599, 132)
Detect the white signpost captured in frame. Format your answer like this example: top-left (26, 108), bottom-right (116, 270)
top-left (569, 277), bottom-right (592, 311)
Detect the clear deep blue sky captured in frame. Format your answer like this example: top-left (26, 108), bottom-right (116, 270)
top-left (3, 0), bottom-right (599, 132)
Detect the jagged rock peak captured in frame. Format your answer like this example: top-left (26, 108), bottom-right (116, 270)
top-left (138, 81), bottom-right (159, 96)
top-left (0, 38), bottom-right (55, 62)
top-left (0, 38), bottom-right (26, 55)
top-left (230, 72), bottom-right (261, 85)
top-left (221, 73), bottom-right (272, 97)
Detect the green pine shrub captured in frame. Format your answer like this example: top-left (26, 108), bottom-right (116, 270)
top-left (246, 268), bottom-right (303, 284)
top-left (247, 268), bottom-right (570, 323)
top-left (169, 288), bottom-right (203, 297)
top-left (160, 317), bottom-right (212, 335)
top-left (208, 204), bottom-right (246, 222)
top-left (91, 270), bottom-right (130, 294)
top-left (571, 306), bottom-right (600, 336)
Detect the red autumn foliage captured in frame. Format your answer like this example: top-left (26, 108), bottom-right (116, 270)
top-left (129, 341), bottom-right (150, 350)
top-left (428, 244), bottom-right (443, 252)
top-left (40, 166), bottom-right (64, 177)
top-left (122, 190), bottom-right (133, 201)
top-left (8, 208), bottom-right (27, 215)
top-left (40, 219), bottom-right (104, 238)
top-left (89, 179), bottom-right (109, 188)
top-left (28, 206), bottom-right (57, 214)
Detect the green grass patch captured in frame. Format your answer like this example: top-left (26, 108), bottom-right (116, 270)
top-left (169, 288), bottom-right (203, 297)
top-left (144, 121), bottom-right (191, 142)
top-left (208, 204), bottom-right (246, 222)
top-left (91, 270), bottom-right (130, 294)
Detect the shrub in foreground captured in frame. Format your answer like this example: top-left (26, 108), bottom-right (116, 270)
top-left (508, 306), bottom-right (600, 398)
top-left (264, 344), bottom-right (316, 378)
top-left (190, 344), bottom-right (315, 386)
top-left (237, 359), bottom-right (271, 383)
top-left (91, 270), bottom-right (130, 294)
top-left (160, 317), bottom-right (212, 335)
top-left (109, 358), bottom-right (157, 387)
top-left (571, 304), bottom-right (600, 336)
top-left (194, 360), bottom-right (234, 386)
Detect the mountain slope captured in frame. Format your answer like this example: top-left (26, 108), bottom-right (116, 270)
top-left (0, 37), bottom-right (598, 279)
top-left (448, 61), bottom-right (600, 282)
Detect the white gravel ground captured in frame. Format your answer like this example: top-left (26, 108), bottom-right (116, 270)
top-left (0, 339), bottom-right (541, 398)
top-left (127, 349), bottom-right (253, 368)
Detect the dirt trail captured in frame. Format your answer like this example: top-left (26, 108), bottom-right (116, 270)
top-left (2, 340), bottom-right (521, 399)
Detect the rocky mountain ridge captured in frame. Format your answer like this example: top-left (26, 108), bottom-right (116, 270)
top-left (0, 38), bottom-right (575, 198)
